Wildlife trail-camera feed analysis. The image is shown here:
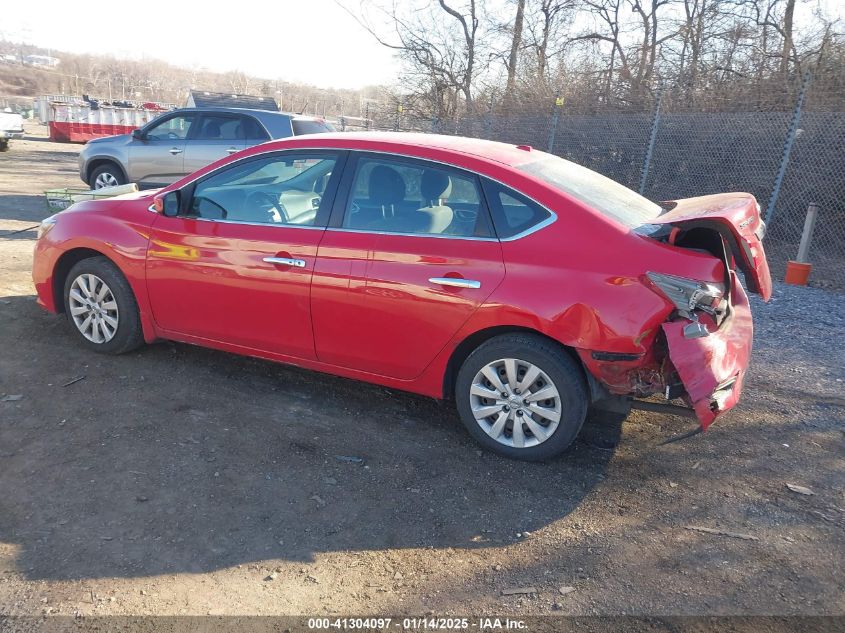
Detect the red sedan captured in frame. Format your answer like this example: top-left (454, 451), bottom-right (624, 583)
top-left (33, 133), bottom-right (771, 460)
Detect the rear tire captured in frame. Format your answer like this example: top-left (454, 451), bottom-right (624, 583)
top-left (455, 333), bottom-right (588, 461)
top-left (63, 256), bottom-right (144, 354)
top-left (90, 164), bottom-right (126, 189)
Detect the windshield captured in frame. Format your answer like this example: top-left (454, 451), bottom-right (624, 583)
top-left (518, 154), bottom-right (662, 228)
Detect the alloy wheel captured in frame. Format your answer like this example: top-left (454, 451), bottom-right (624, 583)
top-left (68, 274), bottom-right (120, 344)
top-left (94, 172), bottom-right (120, 189)
top-left (469, 358), bottom-right (562, 448)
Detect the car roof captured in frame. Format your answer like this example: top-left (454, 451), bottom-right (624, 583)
top-left (170, 107), bottom-right (324, 121)
top-left (259, 132), bottom-right (540, 168)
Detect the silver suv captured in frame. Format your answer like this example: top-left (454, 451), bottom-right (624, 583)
top-left (78, 107), bottom-right (335, 189)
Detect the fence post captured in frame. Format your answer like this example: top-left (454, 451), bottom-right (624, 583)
top-left (639, 85), bottom-right (664, 196)
top-left (393, 103), bottom-right (403, 132)
top-left (796, 202), bottom-right (819, 263)
top-left (546, 96), bottom-right (564, 153)
top-left (485, 93), bottom-right (495, 139)
top-left (765, 71), bottom-right (812, 227)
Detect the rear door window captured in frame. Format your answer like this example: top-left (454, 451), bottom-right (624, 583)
top-left (194, 115), bottom-right (245, 141)
top-left (341, 155), bottom-right (492, 238)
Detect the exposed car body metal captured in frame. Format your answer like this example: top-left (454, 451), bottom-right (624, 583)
top-left (35, 132), bottom-right (772, 433)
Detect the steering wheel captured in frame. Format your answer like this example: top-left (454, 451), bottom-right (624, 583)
top-left (167, 132), bottom-right (181, 140)
top-left (246, 190), bottom-right (288, 223)
top-left (455, 207), bottom-right (478, 222)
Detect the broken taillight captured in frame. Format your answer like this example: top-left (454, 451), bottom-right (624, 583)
top-left (645, 272), bottom-right (726, 321)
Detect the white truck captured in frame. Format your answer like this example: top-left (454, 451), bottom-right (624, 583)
top-left (0, 111), bottom-right (25, 151)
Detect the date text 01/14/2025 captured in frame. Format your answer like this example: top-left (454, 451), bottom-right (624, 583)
top-left (307, 617), bottom-right (528, 630)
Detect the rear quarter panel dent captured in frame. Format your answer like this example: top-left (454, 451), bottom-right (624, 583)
top-left (459, 209), bottom-right (730, 399)
top-left (493, 226), bottom-right (675, 354)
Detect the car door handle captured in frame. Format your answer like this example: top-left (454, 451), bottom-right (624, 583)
top-left (429, 277), bottom-right (481, 289)
top-left (226, 147), bottom-right (239, 154)
top-left (169, 147), bottom-right (183, 155)
top-left (264, 257), bottom-right (306, 268)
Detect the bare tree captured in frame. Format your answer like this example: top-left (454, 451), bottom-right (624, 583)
top-left (505, 0), bottom-right (527, 98)
top-left (526, 0), bottom-right (573, 88)
top-left (779, 0), bottom-right (796, 75)
top-left (576, 0), bottom-right (632, 103)
top-left (5, 0), bottom-right (842, 121)
top-left (629, 0), bottom-right (674, 94)
top-left (339, 0), bottom-right (486, 116)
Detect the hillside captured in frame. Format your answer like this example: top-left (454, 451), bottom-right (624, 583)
top-left (0, 39), bottom-right (385, 117)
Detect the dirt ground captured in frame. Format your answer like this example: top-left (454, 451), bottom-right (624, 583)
top-left (0, 126), bottom-right (843, 623)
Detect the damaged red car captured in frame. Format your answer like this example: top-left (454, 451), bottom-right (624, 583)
top-left (32, 133), bottom-right (771, 460)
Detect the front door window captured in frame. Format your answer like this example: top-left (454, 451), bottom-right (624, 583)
top-left (145, 115), bottom-right (195, 141)
top-left (188, 153), bottom-right (339, 226)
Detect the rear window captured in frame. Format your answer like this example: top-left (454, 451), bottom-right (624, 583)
top-left (518, 154), bottom-right (662, 228)
top-left (292, 119), bottom-right (335, 135)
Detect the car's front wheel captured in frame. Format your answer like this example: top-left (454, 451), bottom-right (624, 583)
top-left (455, 333), bottom-right (588, 461)
top-left (63, 256), bottom-right (144, 354)
top-left (90, 164), bottom-right (126, 189)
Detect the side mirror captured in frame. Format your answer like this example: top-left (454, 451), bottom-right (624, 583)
top-left (152, 190), bottom-right (180, 216)
top-left (131, 129), bottom-right (145, 141)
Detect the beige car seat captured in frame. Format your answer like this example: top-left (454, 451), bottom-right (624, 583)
top-left (413, 169), bottom-right (454, 233)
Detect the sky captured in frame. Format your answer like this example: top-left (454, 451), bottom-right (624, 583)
top-left (1, 0), bottom-right (836, 91)
top-left (0, 0), bottom-right (400, 90)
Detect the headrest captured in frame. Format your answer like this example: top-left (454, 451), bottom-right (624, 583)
top-left (421, 169), bottom-right (452, 203)
top-left (368, 165), bottom-right (406, 206)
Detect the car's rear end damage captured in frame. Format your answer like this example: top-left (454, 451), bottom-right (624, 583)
top-left (578, 192), bottom-right (771, 429)
top-left (660, 272), bottom-right (752, 427)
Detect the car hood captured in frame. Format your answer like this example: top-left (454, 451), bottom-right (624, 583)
top-left (59, 189), bottom-right (158, 217)
top-left (651, 192), bottom-right (772, 301)
top-left (86, 133), bottom-right (132, 145)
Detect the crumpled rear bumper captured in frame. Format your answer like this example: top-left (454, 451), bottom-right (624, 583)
top-left (662, 273), bottom-right (753, 428)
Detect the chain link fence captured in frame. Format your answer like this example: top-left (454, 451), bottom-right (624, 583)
top-left (353, 75), bottom-right (844, 289)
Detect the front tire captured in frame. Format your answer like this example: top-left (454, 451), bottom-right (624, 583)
top-left (455, 334), bottom-right (588, 461)
top-left (90, 164), bottom-right (126, 189)
top-left (63, 256), bottom-right (144, 354)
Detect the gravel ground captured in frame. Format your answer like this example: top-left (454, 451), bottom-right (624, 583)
top-left (0, 127), bottom-right (843, 626)
top-left (749, 285), bottom-right (845, 403)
